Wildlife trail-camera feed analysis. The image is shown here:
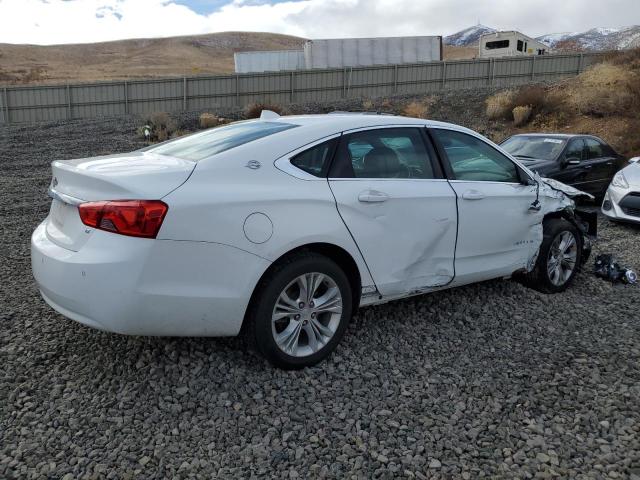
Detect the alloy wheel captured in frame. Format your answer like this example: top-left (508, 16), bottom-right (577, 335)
top-left (547, 231), bottom-right (578, 287)
top-left (271, 272), bottom-right (343, 357)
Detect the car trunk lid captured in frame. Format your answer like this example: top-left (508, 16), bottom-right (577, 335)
top-left (46, 151), bottom-right (195, 251)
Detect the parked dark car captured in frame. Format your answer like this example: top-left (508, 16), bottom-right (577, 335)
top-left (500, 134), bottom-right (625, 197)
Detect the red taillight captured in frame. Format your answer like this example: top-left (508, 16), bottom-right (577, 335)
top-left (78, 200), bottom-right (168, 239)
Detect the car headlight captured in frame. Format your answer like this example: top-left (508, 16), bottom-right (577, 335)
top-left (611, 171), bottom-right (629, 189)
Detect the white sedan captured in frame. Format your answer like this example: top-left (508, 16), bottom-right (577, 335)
top-left (32, 112), bottom-right (596, 369)
top-left (602, 157), bottom-right (640, 224)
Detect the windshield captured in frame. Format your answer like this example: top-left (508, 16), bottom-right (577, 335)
top-left (501, 136), bottom-right (566, 161)
top-left (146, 121), bottom-right (298, 161)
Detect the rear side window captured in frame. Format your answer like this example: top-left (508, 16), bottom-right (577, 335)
top-left (147, 121), bottom-right (297, 161)
top-left (432, 129), bottom-right (519, 183)
top-left (330, 128), bottom-right (437, 179)
top-left (517, 40), bottom-right (524, 52)
top-left (290, 138), bottom-right (337, 177)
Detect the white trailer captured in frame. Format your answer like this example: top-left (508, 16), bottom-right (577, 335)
top-left (234, 50), bottom-right (305, 74)
top-left (234, 36), bottom-right (442, 73)
top-left (303, 36), bottom-right (442, 69)
top-left (479, 31), bottom-right (550, 58)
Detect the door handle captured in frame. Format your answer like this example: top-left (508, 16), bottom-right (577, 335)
top-left (358, 190), bottom-right (389, 203)
top-left (462, 190), bottom-right (485, 201)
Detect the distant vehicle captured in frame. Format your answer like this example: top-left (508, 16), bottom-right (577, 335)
top-left (500, 134), bottom-right (624, 197)
top-left (602, 157), bottom-right (640, 224)
top-left (479, 31), bottom-right (549, 58)
top-left (32, 113), bottom-right (595, 369)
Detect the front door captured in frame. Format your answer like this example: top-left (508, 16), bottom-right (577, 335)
top-left (430, 128), bottom-right (543, 285)
top-left (328, 126), bottom-right (458, 297)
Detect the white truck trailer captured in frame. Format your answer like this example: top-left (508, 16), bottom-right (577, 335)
top-left (479, 31), bottom-right (550, 58)
top-left (234, 36), bottom-right (442, 73)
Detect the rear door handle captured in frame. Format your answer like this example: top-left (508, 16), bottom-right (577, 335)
top-left (462, 190), bottom-right (485, 201)
top-left (358, 190), bottom-right (389, 203)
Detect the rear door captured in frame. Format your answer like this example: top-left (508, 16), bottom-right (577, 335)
top-left (582, 137), bottom-right (617, 194)
top-left (328, 126), bottom-right (458, 297)
top-left (430, 128), bottom-right (542, 285)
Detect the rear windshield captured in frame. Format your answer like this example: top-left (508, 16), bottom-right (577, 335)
top-left (500, 136), bottom-right (567, 161)
top-left (146, 121), bottom-right (298, 161)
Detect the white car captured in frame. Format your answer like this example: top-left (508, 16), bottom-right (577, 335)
top-left (602, 157), bottom-right (640, 224)
top-left (32, 112), bottom-right (596, 369)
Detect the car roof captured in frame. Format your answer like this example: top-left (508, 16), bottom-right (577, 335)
top-left (268, 113), bottom-right (476, 134)
top-left (508, 133), bottom-right (602, 140)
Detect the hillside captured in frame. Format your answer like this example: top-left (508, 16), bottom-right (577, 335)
top-left (0, 31), bottom-right (305, 85)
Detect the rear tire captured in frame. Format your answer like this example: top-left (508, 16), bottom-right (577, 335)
top-left (246, 252), bottom-right (353, 369)
top-left (522, 218), bottom-right (582, 293)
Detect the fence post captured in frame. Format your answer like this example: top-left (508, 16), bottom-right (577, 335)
top-left (183, 77), bottom-right (187, 111)
top-left (290, 71), bottom-right (295, 103)
top-left (441, 61), bottom-right (447, 89)
top-left (235, 74), bottom-right (240, 107)
top-left (2, 87), bottom-right (8, 124)
top-left (487, 59), bottom-right (493, 86)
top-left (578, 53), bottom-right (584, 74)
top-left (342, 68), bottom-right (347, 99)
top-left (531, 56), bottom-right (536, 80)
top-left (123, 81), bottom-right (128, 114)
top-left (66, 84), bottom-right (72, 120)
top-left (394, 64), bottom-right (398, 94)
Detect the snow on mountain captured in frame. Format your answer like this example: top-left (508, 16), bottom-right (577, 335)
top-left (446, 24), bottom-right (640, 51)
top-left (444, 25), bottom-right (496, 46)
top-left (537, 25), bottom-right (640, 50)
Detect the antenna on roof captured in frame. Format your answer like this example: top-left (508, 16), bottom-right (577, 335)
top-left (260, 110), bottom-right (280, 120)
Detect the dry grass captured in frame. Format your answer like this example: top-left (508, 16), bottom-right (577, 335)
top-left (403, 98), bottom-right (435, 119)
top-left (486, 90), bottom-right (516, 120)
top-left (244, 103), bottom-right (285, 119)
top-left (362, 99), bottom-right (375, 110)
top-left (199, 113), bottom-right (220, 129)
top-left (564, 63), bottom-right (639, 117)
top-left (512, 106), bottom-right (532, 127)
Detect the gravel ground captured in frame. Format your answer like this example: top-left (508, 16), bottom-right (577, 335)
top-left (1, 113), bottom-right (640, 479)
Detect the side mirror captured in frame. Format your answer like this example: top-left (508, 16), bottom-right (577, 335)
top-left (629, 156), bottom-right (640, 164)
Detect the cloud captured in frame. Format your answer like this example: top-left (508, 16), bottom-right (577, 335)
top-left (0, 0), bottom-right (638, 45)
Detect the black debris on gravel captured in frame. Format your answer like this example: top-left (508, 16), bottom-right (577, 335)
top-left (1, 113), bottom-right (639, 479)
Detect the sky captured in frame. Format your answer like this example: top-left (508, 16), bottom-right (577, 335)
top-left (0, 0), bottom-right (638, 45)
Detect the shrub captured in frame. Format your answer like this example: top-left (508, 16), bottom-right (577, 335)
top-left (199, 112), bottom-right (220, 128)
top-left (512, 85), bottom-right (547, 112)
top-left (362, 98), bottom-right (375, 110)
top-left (403, 98), bottom-right (435, 119)
top-left (485, 90), bottom-right (515, 120)
top-left (512, 105), bottom-right (532, 126)
top-left (140, 111), bottom-right (177, 142)
top-left (244, 103), bottom-right (285, 119)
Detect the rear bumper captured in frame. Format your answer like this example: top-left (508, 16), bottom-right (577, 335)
top-left (31, 221), bottom-right (271, 336)
top-left (601, 186), bottom-right (640, 224)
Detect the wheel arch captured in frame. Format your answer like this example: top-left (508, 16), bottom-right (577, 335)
top-left (241, 242), bottom-right (365, 334)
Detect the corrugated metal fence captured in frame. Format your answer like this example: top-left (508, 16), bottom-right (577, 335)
top-left (0, 52), bottom-right (603, 125)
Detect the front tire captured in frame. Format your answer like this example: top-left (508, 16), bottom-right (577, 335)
top-left (247, 252), bottom-right (353, 369)
top-left (523, 218), bottom-right (582, 293)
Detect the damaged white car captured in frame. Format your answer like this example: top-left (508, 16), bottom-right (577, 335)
top-left (31, 113), bottom-right (596, 369)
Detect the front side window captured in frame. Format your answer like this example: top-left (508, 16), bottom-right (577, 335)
top-left (330, 128), bottom-right (436, 179)
top-left (290, 138), bottom-right (337, 177)
top-left (564, 139), bottom-right (584, 161)
top-left (486, 40), bottom-right (510, 50)
top-left (584, 138), bottom-right (604, 159)
top-left (501, 136), bottom-right (566, 161)
top-left (146, 121), bottom-right (298, 161)
top-left (432, 129), bottom-right (519, 183)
